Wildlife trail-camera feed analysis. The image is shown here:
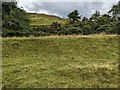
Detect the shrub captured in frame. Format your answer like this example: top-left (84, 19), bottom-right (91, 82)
top-left (82, 25), bottom-right (92, 35)
top-left (59, 26), bottom-right (82, 35)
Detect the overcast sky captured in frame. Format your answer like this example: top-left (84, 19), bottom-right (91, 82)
top-left (18, 0), bottom-right (119, 18)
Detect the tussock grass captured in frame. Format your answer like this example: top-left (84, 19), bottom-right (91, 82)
top-left (2, 35), bottom-right (119, 88)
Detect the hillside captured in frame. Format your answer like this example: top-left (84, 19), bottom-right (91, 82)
top-left (2, 35), bottom-right (119, 88)
top-left (28, 13), bottom-right (68, 27)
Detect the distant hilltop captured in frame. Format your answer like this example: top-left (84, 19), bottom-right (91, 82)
top-left (27, 13), bottom-right (62, 19)
top-left (27, 13), bottom-right (67, 26)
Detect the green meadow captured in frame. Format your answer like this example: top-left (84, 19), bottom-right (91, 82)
top-left (2, 35), bottom-right (119, 88)
top-left (28, 13), bottom-right (67, 27)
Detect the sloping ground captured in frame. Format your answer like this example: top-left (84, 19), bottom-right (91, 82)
top-left (2, 35), bottom-right (119, 88)
top-left (28, 13), bottom-right (67, 27)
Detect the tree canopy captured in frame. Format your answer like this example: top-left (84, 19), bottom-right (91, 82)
top-left (108, 1), bottom-right (120, 18)
top-left (68, 10), bottom-right (81, 23)
top-left (2, 1), bottom-right (30, 37)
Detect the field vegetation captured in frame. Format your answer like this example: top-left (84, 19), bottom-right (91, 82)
top-left (2, 35), bottom-right (119, 88)
top-left (1, 0), bottom-right (120, 89)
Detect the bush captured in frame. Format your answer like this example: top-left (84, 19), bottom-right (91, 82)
top-left (30, 26), bottom-right (51, 36)
top-left (82, 25), bottom-right (92, 35)
top-left (2, 2), bottom-right (30, 37)
top-left (59, 26), bottom-right (82, 35)
top-left (32, 31), bottom-right (50, 37)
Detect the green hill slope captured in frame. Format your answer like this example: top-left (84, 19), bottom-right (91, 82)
top-left (28, 13), bottom-right (68, 27)
top-left (2, 35), bottom-right (119, 88)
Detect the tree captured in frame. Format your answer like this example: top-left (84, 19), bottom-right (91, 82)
top-left (90, 10), bottom-right (100, 21)
top-left (51, 22), bottom-right (61, 28)
top-left (82, 25), bottom-right (92, 35)
top-left (108, 1), bottom-right (120, 18)
top-left (108, 1), bottom-right (120, 34)
top-left (82, 17), bottom-right (88, 21)
top-left (2, 1), bottom-right (30, 37)
top-left (68, 10), bottom-right (81, 23)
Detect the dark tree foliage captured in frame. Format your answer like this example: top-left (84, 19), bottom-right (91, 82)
top-left (108, 1), bottom-right (120, 34)
top-left (82, 17), bottom-right (88, 21)
top-left (90, 10), bottom-right (100, 22)
top-left (108, 1), bottom-right (120, 18)
top-left (2, 1), bottom-right (30, 37)
top-left (68, 10), bottom-right (81, 23)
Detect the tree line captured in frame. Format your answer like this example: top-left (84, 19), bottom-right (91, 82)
top-left (2, 1), bottom-right (120, 37)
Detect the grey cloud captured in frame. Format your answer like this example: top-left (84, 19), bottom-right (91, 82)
top-left (20, 2), bottom-right (119, 18)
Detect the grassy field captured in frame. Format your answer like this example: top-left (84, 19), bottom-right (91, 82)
top-left (28, 13), bottom-right (67, 27)
top-left (2, 35), bottom-right (119, 88)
